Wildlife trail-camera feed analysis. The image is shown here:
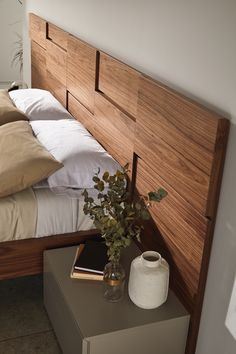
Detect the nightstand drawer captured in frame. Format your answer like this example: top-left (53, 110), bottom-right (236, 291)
top-left (44, 246), bottom-right (189, 354)
top-left (44, 260), bottom-right (83, 354)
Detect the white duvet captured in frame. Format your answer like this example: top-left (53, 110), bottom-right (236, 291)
top-left (34, 188), bottom-right (94, 237)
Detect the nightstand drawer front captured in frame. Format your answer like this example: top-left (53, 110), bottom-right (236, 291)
top-left (87, 318), bottom-right (189, 354)
top-left (44, 266), bottom-right (83, 354)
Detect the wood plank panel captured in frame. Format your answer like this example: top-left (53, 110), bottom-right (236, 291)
top-left (29, 13), bottom-right (46, 48)
top-left (94, 92), bottom-right (135, 168)
top-left (31, 41), bottom-right (47, 89)
top-left (0, 230), bottom-right (98, 281)
top-left (67, 35), bottom-right (96, 113)
top-left (135, 75), bottom-right (229, 217)
top-left (139, 218), bottom-right (199, 312)
top-left (45, 71), bottom-right (67, 107)
top-left (68, 92), bottom-right (95, 134)
top-left (47, 23), bottom-right (68, 50)
top-left (135, 127), bottom-right (209, 215)
top-left (46, 39), bottom-right (67, 86)
top-left (99, 52), bottom-right (140, 118)
top-left (206, 118), bottom-right (229, 217)
top-left (136, 158), bottom-right (209, 310)
top-left (31, 41), bottom-right (66, 105)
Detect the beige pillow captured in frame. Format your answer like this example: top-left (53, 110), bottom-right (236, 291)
top-left (0, 121), bottom-right (63, 197)
top-left (0, 89), bottom-right (28, 125)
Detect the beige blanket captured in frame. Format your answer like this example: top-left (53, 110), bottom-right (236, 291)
top-left (0, 188), bottom-right (37, 242)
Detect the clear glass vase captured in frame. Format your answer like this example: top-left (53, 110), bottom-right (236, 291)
top-left (103, 260), bottom-right (125, 302)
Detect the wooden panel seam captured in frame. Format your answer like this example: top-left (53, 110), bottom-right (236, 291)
top-left (46, 38), bottom-right (67, 52)
top-left (95, 91), bottom-right (136, 122)
top-left (31, 39), bottom-right (46, 51)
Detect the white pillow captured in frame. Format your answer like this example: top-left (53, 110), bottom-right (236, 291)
top-left (9, 88), bottom-right (72, 121)
top-left (30, 119), bottom-right (121, 189)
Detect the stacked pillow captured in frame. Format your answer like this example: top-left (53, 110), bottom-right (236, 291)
top-left (2, 88), bottom-right (121, 197)
top-left (0, 89), bottom-right (28, 125)
top-left (9, 88), bottom-right (72, 120)
top-left (0, 89), bottom-right (63, 198)
top-left (30, 119), bottom-right (121, 192)
top-left (0, 121), bottom-right (63, 198)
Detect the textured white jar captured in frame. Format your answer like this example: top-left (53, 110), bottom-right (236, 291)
top-left (128, 251), bottom-right (169, 309)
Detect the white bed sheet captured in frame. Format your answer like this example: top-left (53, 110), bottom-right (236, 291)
top-left (34, 188), bottom-right (94, 237)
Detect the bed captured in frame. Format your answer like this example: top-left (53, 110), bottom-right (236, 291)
top-left (0, 88), bottom-right (122, 279)
top-left (0, 13), bottom-right (230, 354)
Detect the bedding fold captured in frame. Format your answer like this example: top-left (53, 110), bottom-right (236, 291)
top-left (0, 188), bottom-right (37, 241)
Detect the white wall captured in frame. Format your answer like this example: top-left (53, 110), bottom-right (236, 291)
top-left (0, 0), bottom-right (23, 85)
top-left (23, 1), bottom-right (236, 353)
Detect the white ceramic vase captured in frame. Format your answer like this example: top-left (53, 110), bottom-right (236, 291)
top-left (128, 251), bottom-right (169, 309)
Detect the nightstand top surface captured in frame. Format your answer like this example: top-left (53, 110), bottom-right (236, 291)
top-left (44, 244), bottom-right (189, 338)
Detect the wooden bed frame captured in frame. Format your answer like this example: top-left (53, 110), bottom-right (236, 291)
top-left (0, 13), bottom-right (229, 354)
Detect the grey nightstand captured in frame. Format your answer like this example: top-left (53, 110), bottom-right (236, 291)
top-left (44, 244), bottom-right (190, 354)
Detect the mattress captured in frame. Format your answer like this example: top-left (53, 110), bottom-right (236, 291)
top-left (34, 188), bottom-right (94, 238)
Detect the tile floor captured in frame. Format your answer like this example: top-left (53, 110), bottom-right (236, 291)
top-left (0, 275), bottom-right (62, 354)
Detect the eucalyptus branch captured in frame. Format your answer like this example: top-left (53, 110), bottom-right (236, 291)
top-left (83, 166), bottom-right (167, 261)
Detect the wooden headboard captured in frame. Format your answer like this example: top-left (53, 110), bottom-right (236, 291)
top-left (29, 13), bottom-right (229, 354)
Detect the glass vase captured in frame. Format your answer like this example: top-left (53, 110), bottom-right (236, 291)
top-left (103, 260), bottom-right (125, 302)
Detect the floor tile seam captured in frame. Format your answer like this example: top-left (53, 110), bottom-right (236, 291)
top-left (0, 329), bottom-right (53, 343)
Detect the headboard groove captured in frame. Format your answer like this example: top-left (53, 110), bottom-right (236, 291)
top-left (98, 52), bottom-right (140, 119)
top-left (67, 91), bottom-right (95, 135)
top-left (67, 35), bottom-right (96, 114)
top-left (46, 39), bottom-right (67, 86)
top-left (29, 13), bottom-right (229, 354)
top-left (94, 91), bottom-right (135, 168)
top-left (47, 23), bottom-right (68, 51)
top-left (29, 13), bottom-right (46, 49)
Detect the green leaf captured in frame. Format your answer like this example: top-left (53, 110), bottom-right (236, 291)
top-left (93, 176), bottom-right (100, 183)
top-left (158, 188), bottom-right (168, 198)
top-left (148, 188), bottom-right (167, 202)
top-left (141, 209), bottom-right (150, 220)
top-left (82, 166), bottom-right (167, 261)
top-left (82, 189), bottom-right (88, 198)
top-left (102, 171), bottom-right (109, 182)
top-left (95, 181), bottom-right (105, 191)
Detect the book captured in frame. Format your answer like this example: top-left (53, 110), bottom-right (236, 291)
top-left (74, 241), bottom-right (108, 274)
top-left (70, 268), bottom-right (103, 281)
top-left (70, 242), bottom-right (108, 281)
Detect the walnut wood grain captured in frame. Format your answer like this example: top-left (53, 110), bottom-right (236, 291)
top-left (136, 158), bottom-right (209, 309)
top-left (31, 40), bottom-right (47, 89)
top-left (68, 92), bottom-right (95, 134)
top-left (46, 39), bottom-right (67, 86)
top-left (99, 52), bottom-right (140, 119)
top-left (135, 125), bottom-right (210, 215)
top-left (94, 92), bottom-right (135, 168)
top-left (31, 40), bottom-right (66, 106)
top-left (45, 70), bottom-right (67, 107)
top-left (138, 218), bottom-right (199, 312)
top-left (29, 13), bottom-right (46, 48)
top-left (207, 118), bottom-right (230, 217)
top-left (0, 230), bottom-right (98, 281)
top-left (135, 75), bottom-right (229, 217)
top-left (47, 23), bottom-right (68, 50)
top-left (67, 35), bottom-right (96, 113)
top-left (134, 74), bottom-right (229, 354)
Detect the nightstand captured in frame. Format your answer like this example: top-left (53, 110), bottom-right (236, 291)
top-left (44, 244), bottom-right (190, 354)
